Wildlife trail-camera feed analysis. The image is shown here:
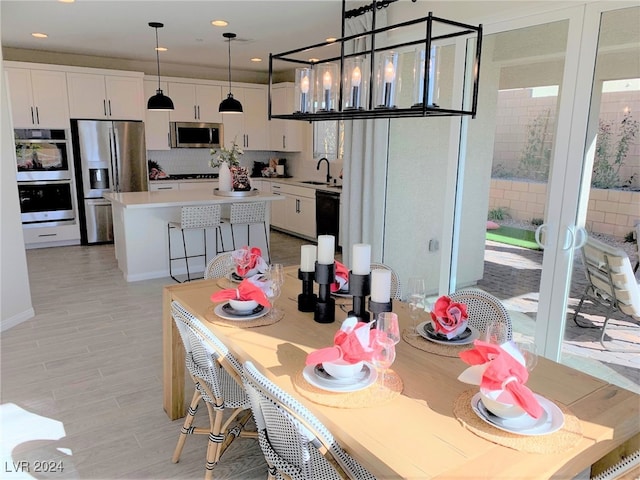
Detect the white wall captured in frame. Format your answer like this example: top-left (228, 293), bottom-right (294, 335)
top-left (1, 53), bottom-right (34, 331)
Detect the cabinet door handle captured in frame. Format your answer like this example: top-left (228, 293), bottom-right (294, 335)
top-left (103, 100), bottom-right (107, 116)
top-left (197, 105), bottom-right (200, 120)
top-left (35, 107), bottom-right (40, 124)
top-left (38, 233), bottom-right (57, 238)
top-left (30, 106), bottom-right (35, 125)
top-left (157, 186), bottom-right (174, 190)
top-left (167, 132), bottom-right (171, 147)
top-left (194, 105), bottom-right (197, 119)
top-left (296, 198), bottom-right (300, 213)
top-left (108, 100), bottom-right (112, 116)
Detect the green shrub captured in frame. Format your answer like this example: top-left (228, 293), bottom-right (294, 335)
top-left (531, 218), bottom-right (544, 227)
top-left (488, 207), bottom-right (508, 221)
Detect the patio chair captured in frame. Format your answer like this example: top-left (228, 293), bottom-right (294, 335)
top-left (573, 235), bottom-right (640, 351)
top-left (170, 301), bottom-right (257, 480)
top-left (241, 360), bottom-right (376, 480)
top-left (449, 289), bottom-right (513, 343)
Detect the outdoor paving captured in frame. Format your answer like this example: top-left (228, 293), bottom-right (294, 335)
top-left (478, 239), bottom-right (640, 394)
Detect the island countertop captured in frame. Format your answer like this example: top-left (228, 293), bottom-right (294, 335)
top-left (104, 190), bottom-right (281, 209)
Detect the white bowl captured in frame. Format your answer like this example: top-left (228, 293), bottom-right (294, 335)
top-left (479, 388), bottom-right (526, 419)
top-left (322, 359), bottom-right (364, 379)
top-left (228, 299), bottom-right (258, 313)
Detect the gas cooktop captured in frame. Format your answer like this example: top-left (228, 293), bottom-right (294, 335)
top-left (161, 173), bottom-right (219, 180)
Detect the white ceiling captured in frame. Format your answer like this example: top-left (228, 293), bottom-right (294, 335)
top-left (1, 1), bottom-right (578, 75)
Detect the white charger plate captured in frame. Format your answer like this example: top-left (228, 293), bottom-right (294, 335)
top-left (214, 303), bottom-right (269, 321)
top-left (471, 392), bottom-right (564, 436)
top-left (302, 363), bottom-right (377, 392)
top-left (417, 321), bottom-right (479, 345)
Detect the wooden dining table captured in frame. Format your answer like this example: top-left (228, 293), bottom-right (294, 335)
top-left (162, 266), bottom-right (639, 479)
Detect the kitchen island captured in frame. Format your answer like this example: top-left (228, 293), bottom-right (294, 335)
top-left (104, 190), bottom-right (282, 282)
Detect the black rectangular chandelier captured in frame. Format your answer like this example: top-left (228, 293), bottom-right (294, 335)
top-left (268, 0), bottom-right (483, 122)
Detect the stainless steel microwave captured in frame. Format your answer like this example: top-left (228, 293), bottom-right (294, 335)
top-left (169, 122), bottom-right (223, 148)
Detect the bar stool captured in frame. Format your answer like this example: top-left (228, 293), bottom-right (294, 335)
top-left (228, 202), bottom-right (270, 262)
top-left (168, 205), bottom-right (225, 283)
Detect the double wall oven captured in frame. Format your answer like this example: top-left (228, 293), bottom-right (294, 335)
top-left (15, 128), bottom-right (76, 227)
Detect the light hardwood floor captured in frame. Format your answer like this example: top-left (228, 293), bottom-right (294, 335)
top-left (0, 231), bottom-right (311, 479)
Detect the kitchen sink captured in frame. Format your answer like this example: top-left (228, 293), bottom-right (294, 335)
top-left (301, 180), bottom-right (328, 185)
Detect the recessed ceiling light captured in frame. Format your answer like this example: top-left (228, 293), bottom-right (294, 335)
top-left (31, 32), bottom-right (48, 38)
top-left (250, 57), bottom-right (262, 63)
top-left (211, 20), bottom-right (228, 27)
top-left (326, 37), bottom-right (337, 43)
top-left (155, 47), bottom-right (168, 52)
top-left (58, 0), bottom-right (75, 3)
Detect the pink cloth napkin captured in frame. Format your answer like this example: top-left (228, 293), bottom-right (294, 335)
top-left (430, 295), bottom-right (469, 339)
top-left (210, 279), bottom-right (271, 308)
top-left (306, 318), bottom-right (384, 365)
top-left (459, 340), bottom-right (543, 419)
top-left (331, 260), bottom-right (349, 293)
top-left (232, 247), bottom-right (268, 278)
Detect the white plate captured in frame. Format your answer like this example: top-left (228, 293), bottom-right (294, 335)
top-left (417, 321), bottom-right (479, 345)
top-left (302, 363), bottom-right (377, 392)
top-left (214, 303), bottom-right (269, 321)
top-left (471, 392), bottom-right (564, 436)
top-left (331, 288), bottom-right (352, 298)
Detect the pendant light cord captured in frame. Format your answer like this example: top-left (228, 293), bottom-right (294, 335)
top-left (155, 27), bottom-right (161, 91)
top-left (227, 36), bottom-right (232, 94)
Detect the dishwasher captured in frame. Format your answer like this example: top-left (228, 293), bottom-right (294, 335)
top-left (315, 189), bottom-right (340, 250)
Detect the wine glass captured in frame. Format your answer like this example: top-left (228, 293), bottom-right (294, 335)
top-left (484, 319), bottom-right (507, 345)
top-left (370, 336), bottom-right (396, 391)
top-left (377, 312), bottom-right (400, 344)
top-left (515, 339), bottom-right (538, 372)
top-left (266, 263), bottom-right (285, 318)
top-left (406, 277), bottom-right (426, 337)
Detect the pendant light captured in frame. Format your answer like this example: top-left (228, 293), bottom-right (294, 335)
top-left (219, 32), bottom-right (243, 113)
top-left (147, 22), bottom-right (174, 111)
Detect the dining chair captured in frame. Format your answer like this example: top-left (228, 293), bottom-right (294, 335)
top-left (371, 262), bottom-right (402, 300)
top-left (168, 204), bottom-right (225, 283)
top-left (204, 251), bottom-right (234, 280)
top-left (227, 202), bottom-right (271, 262)
top-left (241, 360), bottom-right (376, 480)
top-left (170, 301), bottom-right (257, 480)
top-left (572, 235), bottom-right (640, 351)
top-left (449, 289), bottom-right (513, 343)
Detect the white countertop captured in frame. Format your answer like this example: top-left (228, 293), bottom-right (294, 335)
top-left (104, 190), bottom-right (282, 209)
top-left (149, 176), bottom-right (343, 192)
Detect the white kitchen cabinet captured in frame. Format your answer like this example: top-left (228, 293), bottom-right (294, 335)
top-left (168, 82), bottom-right (222, 123)
top-left (143, 79), bottom-right (170, 150)
top-left (67, 72), bottom-right (144, 120)
top-left (222, 86), bottom-right (268, 151)
top-left (23, 223), bottom-right (80, 249)
top-left (270, 83), bottom-right (304, 152)
top-left (149, 181), bottom-right (179, 191)
top-left (178, 181), bottom-right (218, 192)
top-left (270, 183), bottom-right (315, 239)
top-left (5, 67), bottom-right (70, 128)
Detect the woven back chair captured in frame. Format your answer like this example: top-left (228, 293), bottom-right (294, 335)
top-left (204, 252), bottom-right (234, 280)
top-left (228, 202), bottom-right (270, 262)
top-left (449, 289), bottom-right (513, 343)
top-left (171, 301), bottom-right (256, 480)
top-left (168, 205), bottom-right (225, 283)
top-left (573, 235), bottom-right (640, 351)
top-left (370, 262), bottom-right (402, 300)
top-left (241, 360), bottom-right (376, 480)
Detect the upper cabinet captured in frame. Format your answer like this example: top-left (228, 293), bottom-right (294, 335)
top-left (67, 72), bottom-right (144, 120)
top-left (168, 82), bottom-right (222, 123)
top-left (5, 67), bottom-right (70, 129)
top-left (222, 85), bottom-right (268, 151)
top-left (270, 83), bottom-right (304, 152)
top-left (143, 79), bottom-right (171, 150)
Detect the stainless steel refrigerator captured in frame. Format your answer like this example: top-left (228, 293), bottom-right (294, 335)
top-left (71, 119), bottom-right (147, 244)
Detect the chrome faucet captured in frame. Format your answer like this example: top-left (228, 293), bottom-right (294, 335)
top-left (316, 157), bottom-right (331, 183)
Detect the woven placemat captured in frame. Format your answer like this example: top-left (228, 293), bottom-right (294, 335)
top-left (402, 328), bottom-right (472, 358)
top-left (292, 368), bottom-right (403, 408)
top-left (204, 304), bottom-right (283, 328)
top-left (452, 389), bottom-right (583, 454)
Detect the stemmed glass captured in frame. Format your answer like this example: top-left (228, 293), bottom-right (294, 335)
top-left (515, 339), bottom-right (538, 372)
top-left (377, 312), bottom-right (400, 345)
top-left (371, 336), bottom-right (396, 391)
top-left (407, 277), bottom-right (426, 337)
top-left (266, 263), bottom-right (284, 318)
top-left (484, 319), bottom-right (507, 345)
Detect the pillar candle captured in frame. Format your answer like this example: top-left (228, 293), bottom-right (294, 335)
top-left (351, 244), bottom-right (371, 275)
top-left (371, 269), bottom-right (391, 303)
top-left (317, 235), bottom-right (335, 264)
top-left (300, 245), bottom-right (317, 272)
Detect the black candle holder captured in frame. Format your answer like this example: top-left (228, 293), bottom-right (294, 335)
top-left (314, 261), bottom-right (335, 324)
top-left (297, 269), bottom-right (317, 312)
top-left (348, 271), bottom-right (370, 322)
top-left (368, 298), bottom-right (393, 324)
